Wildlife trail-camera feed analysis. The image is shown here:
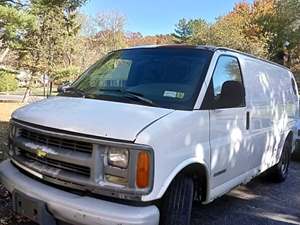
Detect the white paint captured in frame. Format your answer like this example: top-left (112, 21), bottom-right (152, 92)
top-left (12, 97), bottom-right (174, 141)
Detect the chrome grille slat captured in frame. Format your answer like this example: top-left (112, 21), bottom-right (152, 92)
top-left (14, 137), bottom-right (93, 167)
top-left (20, 150), bottom-right (90, 177)
top-left (13, 156), bottom-right (91, 186)
top-left (20, 129), bottom-right (93, 153)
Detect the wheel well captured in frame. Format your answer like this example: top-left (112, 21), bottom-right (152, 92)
top-left (173, 163), bottom-right (208, 202)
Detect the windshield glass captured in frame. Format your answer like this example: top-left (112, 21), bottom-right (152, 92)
top-left (69, 48), bottom-right (213, 110)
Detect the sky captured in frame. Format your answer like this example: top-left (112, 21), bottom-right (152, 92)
top-left (81, 0), bottom-right (252, 36)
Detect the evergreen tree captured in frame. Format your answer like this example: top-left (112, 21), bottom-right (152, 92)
top-left (172, 18), bottom-right (192, 43)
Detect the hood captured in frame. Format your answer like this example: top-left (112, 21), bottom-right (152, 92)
top-left (12, 97), bottom-right (174, 141)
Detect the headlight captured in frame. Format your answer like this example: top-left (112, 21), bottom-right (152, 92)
top-left (107, 148), bottom-right (129, 169)
top-left (104, 146), bottom-right (153, 194)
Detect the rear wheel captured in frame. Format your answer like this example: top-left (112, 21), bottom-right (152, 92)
top-left (292, 141), bottom-right (300, 160)
top-left (292, 151), bottom-right (300, 161)
top-left (160, 175), bottom-right (194, 225)
top-left (268, 138), bottom-right (291, 182)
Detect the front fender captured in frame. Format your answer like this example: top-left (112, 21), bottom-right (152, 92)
top-left (136, 110), bottom-right (211, 202)
top-left (142, 158), bottom-right (210, 202)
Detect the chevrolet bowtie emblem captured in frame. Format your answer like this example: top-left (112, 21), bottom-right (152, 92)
top-left (36, 148), bottom-right (47, 158)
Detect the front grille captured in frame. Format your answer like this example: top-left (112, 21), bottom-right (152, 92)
top-left (19, 149), bottom-right (91, 177)
top-left (13, 127), bottom-right (94, 181)
top-left (20, 128), bottom-right (93, 154)
top-left (10, 120), bottom-right (152, 201)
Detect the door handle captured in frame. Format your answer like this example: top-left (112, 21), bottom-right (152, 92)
top-left (246, 111), bottom-right (250, 130)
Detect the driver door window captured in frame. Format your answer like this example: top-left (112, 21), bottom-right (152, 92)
top-left (212, 56), bottom-right (245, 108)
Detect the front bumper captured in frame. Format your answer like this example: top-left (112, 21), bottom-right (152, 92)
top-left (0, 160), bottom-right (160, 225)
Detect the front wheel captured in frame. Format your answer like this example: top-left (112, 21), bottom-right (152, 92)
top-left (159, 175), bottom-right (194, 225)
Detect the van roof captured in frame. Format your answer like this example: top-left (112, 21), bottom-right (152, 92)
top-left (124, 44), bottom-right (216, 51)
top-left (123, 44), bottom-right (289, 71)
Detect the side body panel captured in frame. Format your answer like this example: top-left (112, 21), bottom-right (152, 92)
top-left (242, 56), bottom-right (298, 172)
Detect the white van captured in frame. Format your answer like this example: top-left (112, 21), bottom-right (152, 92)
top-left (0, 45), bottom-right (298, 225)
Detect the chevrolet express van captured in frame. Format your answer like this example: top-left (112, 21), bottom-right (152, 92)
top-left (0, 45), bottom-right (298, 225)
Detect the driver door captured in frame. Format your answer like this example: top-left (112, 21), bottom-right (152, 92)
top-left (207, 55), bottom-right (250, 190)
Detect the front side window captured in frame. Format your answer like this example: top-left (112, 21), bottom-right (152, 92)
top-left (211, 55), bottom-right (245, 108)
top-left (67, 48), bottom-right (213, 110)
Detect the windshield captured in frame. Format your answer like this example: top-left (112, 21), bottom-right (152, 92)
top-left (68, 47), bottom-right (213, 110)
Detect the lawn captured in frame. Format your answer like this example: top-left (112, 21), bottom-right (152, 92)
top-left (0, 103), bottom-right (23, 160)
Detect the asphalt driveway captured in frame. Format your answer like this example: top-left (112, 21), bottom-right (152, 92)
top-left (0, 160), bottom-right (299, 225)
top-left (192, 160), bottom-right (300, 225)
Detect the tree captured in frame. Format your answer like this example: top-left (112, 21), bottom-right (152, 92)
top-left (252, 0), bottom-right (300, 64)
top-left (76, 11), bottom-right (127, 70)
top-left (210, 1), bottom-right (271, 58)
top-left (79, 13), bottom-right (97, 37)
top-left (0, 1), bottom-right (36, 64)
top-left (14, 0), bottom-right (87, 98)
top-left (172, 18), bottom-right (192, 43)
top-left (126, 32), bottom-right (174, 46)
top-left (173, 2), bottom-right (273, 58)
top-left (188, 19), bottom-right (210, 45)
top-left (0, 70), bottom-right (17, 92)
top-left (52, 66), bottom-right (80, 85)
top-left (126, 32), bottom-right (143, 46)
top-left (94, 11), bottom-right (126, 52)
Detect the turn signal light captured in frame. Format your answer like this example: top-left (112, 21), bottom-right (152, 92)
top-left (136, 151), bottom-right (150, 188)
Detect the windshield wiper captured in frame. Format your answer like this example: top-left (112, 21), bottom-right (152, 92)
top-left (99, 88), bottom-right (158, 106)
top-left (64, 87), bottom-right (87, 97)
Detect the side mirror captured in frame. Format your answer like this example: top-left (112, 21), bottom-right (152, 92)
top-left (217, 81), bottom-right (245, 108)
top-left (57, 84), bottom-right (71, 93)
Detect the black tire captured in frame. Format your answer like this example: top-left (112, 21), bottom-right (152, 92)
top-left (292, 142), bottom-right (300, 161)
top-left (268, 138), bottom-right (291, 182)
top-left (160, 175), bottom-right (194, 225)
top-left (292, 150), bottom-right (300, 161)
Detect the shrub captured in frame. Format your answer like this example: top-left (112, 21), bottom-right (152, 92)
top-left (53, 66), bottom-right (81, 85)
top-left (0, 70), bottom-right (18, 92)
